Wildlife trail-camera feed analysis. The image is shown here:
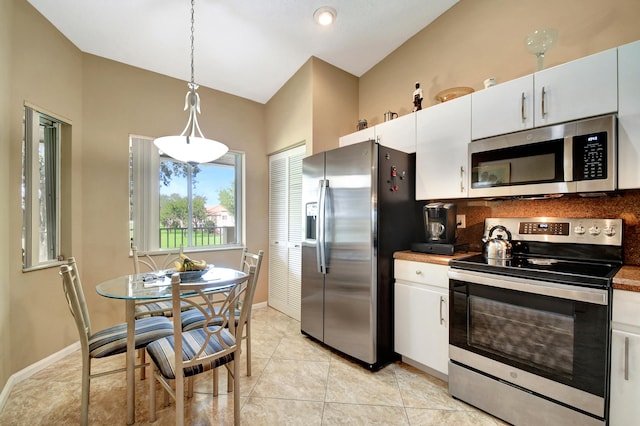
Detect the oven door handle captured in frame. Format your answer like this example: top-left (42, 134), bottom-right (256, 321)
top-left (448, 269), bottom-right (608, 305)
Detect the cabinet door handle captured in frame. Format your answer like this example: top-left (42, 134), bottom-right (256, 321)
top-left (625, 336), bottom-right (630, 381)
top-left (541, 86), bottom-right (547, 117)
top-left (415, 270), bottom-right (422, 275)
top-left (459, 166), bottom-right (465, 193)
top-left (521, 92), bottom-right (526, 121)
top-left (439, 296), bottom-right (446, 325)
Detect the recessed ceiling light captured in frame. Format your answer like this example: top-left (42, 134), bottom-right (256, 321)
top-left (314, 6), bottom-right (337, 26)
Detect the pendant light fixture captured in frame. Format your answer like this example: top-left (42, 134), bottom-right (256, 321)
top-left (154, 0), bottom-right (228, 165)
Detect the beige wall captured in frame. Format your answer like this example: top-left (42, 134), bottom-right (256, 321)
top-left (8, 0), bottom-right (84, 378)
top-left (265, 58), bottom-right (313, 155)
top-left (3, 0), bottom-right (268, 383)
top-left (311, 57), bottom-right (359, 155)
top-left (0, 0), bottom-right (13, 389)
top-left (265, 56), bottom-right (358, 156)
top-left (360, 0), bottom-right (640, 125)
top-left (80, 54), bottom-right (269, 328)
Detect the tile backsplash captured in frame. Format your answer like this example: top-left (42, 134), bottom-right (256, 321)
top-left (449, 189), bottom-right (640, 266)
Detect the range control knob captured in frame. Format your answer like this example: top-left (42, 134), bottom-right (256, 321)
top-left (589, 225), bottom-right (601, 236)
top-left (604, 226), bottom-right (616, 237)
top-left (574, 225), bottom-right (586, 235)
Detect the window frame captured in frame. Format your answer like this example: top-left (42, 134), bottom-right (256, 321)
top-left (22, 105), bottom-right (66, 271)
top-left (130, 135), bottom-right (245, 253)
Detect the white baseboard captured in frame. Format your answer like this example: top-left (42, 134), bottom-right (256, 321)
top-left (0, 302), bottom-right (268, 413)
top-left (253, 301), bottom-right (267, 309)
top-left (0, 341), bottom-right (80, 413)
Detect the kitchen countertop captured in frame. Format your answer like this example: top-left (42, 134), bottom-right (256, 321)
top-left (393, 250), bottom-right (478, 266)
top-left (613, 265), bottom-right (640, 292)
top-left (395, 250), bottom-right (640, 293)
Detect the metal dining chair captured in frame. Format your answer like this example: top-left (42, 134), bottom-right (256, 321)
top-left (132, 245), bottom-right (183, 318)
top-left (146, 266), bottom-right (256, 425)
top-left (59, 257), bottom-right (173, 426)
top-left (180, 248), bottom-right (263, 394)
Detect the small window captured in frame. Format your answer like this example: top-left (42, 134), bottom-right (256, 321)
top-left (22, 106), bottom-right (64, 269)
top-left (130, 136), bottom-right (244, 251)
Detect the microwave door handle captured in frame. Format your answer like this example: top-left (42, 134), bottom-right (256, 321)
top-left (564, 137), bottom-right (573, 181)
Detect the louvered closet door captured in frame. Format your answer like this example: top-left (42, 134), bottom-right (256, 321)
top-left (268, 145), bottom-right (305, 320)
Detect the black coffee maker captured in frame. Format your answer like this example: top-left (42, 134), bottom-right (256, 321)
top-left (424, 202), bottom-right (456, 244)
top-left (412, 202), bottom-right (464, 255)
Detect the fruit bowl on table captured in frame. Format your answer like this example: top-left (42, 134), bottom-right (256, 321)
top-left (166, 265), bottom-right (213, 282)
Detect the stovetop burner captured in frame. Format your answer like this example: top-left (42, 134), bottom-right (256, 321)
top-left (450, 253), bottom-right (621, 288)
top-left (450, 217), bottom-right (624, 289)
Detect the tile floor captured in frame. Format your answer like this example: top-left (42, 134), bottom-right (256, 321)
top-left (0, 307), bottom-right (505, 425)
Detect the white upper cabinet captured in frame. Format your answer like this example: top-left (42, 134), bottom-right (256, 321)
top-left (471, 48), bottom-right (618, 140)
top-left (533, 48), bottom-right (618, 127)
top-left (416, 95), bottom-right (471, 200)
top-left (338, 126), bottom-right (375, 147)
top-left (373, 113), bottom-right (417, 153)
top-left (618, 40), bottom-right (640, 190)
top-left (339, 115), bottom-right (416, 153)
top-left (471, 75), bottom-right (534, 140)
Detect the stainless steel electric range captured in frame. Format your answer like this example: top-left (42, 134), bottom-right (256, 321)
top-left (448, 217), bottom-right (623, 426)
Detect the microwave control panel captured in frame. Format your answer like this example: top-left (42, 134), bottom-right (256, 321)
top-left (573, 131), bottom-right (607, 180)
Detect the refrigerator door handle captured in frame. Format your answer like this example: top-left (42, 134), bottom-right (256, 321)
top-left (318, 179), bottom-right (328, 274)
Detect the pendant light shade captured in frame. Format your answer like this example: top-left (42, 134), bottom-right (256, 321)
top-left (154, 0), bottom-right (228, 165)
top-left (154, 135), bottom-right (228, 164)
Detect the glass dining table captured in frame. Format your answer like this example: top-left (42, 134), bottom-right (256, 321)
top-left (96, 266), bottom-right (248, 425)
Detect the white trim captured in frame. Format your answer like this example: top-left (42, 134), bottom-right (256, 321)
top-left (0, 341), bottom-right (80, 413)
top-left (252, 301), bottom-right (268, 310)
top-left (23, 101), bottom-right (72, 125)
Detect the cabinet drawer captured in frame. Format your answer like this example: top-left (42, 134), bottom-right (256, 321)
top-left (613, 290), bottom-right (640, 328)
top-left (394, 260), bottom-right (449, 289)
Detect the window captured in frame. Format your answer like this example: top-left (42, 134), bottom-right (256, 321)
top-left (22, 106), bottom-right (65, 269)
top-left (130, 136), bottom-right (244, 252)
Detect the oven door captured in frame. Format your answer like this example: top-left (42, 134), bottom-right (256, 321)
top-left (449, 269), bottom-right (610, 418)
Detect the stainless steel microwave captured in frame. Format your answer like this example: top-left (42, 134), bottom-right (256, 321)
top-left (468, 114), bottom-right (617, 198)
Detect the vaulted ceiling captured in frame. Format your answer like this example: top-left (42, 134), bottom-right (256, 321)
top-left (27, 0), bottom-right (458, 104)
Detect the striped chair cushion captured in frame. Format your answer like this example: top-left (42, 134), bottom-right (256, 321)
top-left (146, 328), bottom-right (236, 379)
top-left (181, 307), bottom-right (241, 331)
top-left (88, 316), bottom-right (173, 358)
top-left (135, 300), bottom-right (194, 318)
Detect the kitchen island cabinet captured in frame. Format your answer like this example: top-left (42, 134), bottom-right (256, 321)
top-left (618, 39), bottom-right (640, 190)
top-left (394, 259), bottom-right (449, 379)
top-left (610, 289), bottom-right (640, 425)
top-left (416, 95), bottom-right (470, 200)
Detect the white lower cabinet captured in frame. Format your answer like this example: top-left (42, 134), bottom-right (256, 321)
top-left (610, 290), bottom-right (640, 425)
top-left (394, 260), bottom-right (449, 377)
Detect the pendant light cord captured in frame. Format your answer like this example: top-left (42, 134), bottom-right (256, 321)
top-left (190, 0), bottom-right (195, 86)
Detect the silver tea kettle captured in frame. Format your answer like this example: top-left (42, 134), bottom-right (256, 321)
top-left (483, 225), bottom-right (513, 260)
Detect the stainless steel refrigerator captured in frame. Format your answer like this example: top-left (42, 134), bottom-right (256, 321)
top-left (301, 140), bottom-right (419, 369)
